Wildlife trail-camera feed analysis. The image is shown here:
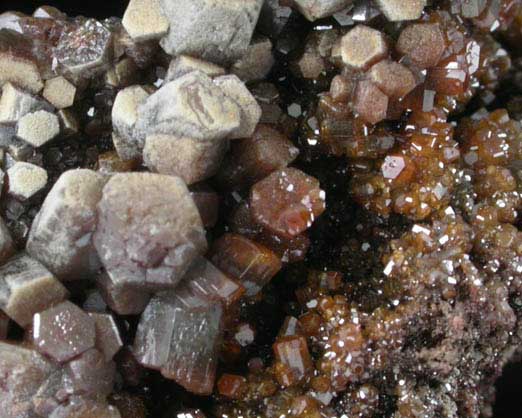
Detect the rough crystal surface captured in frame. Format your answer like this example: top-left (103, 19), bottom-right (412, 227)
top-left (0, 82), bottom-right (48, 123)
top-left (217, 124), bottom-right (299, 189)
top-left (88, 312), bottom-right (123, 361)
top-left (291, 0), bottom-right (353, 21)
top-left (0, 29), bottom-right (43, 94)
top-left (340, 25), bottom-right (388, 70)
top-left (213, 75), bottom-right (262, 139)
top-left (0, 254), bottom-right (68, 326)
top-left (64, 348), bottom-right (116, 398)
top-left (136, 71), bottom-right (241, 142)
top-left (97, 271), bottom-right (151, 315)
top-left (369, 60), bottom-right (416, 99)
top-left (54, 19), bottom-right (112, 79)
top-left (396, 23), bottom-right (446, 69)
top-left (166, 55), bottom-right (225, 82)
top-left (250, 168), bottom-right (326, 239)
top-left (122, 0), bottom-right (169, 42)
top-left (42, 76), bottom-right (76, 109)
top-left (158, 0), bottom-right (264, 65)
top-left (0, 342), bottom-right (55, 418)
top-left (111, 85), bottom-right (150, 161)
top-left (182, 256), bottom-right (245, 306)
top-left (375, 0), bottom-right (426, 21)
top-left (94, 173), bottom-right (207, 291)
top-left (17, 110), bottom-right (60, 147)
top-left (143, 134), bottom-right (228, 185)
top-left (231, 37), bottom-right (274, 82)
top-left (27, 169), bottom-right (107, 280)
top-left (353, 80), bottom-right (389, 125)
top-left (49, 397), bottom-right (121, 418)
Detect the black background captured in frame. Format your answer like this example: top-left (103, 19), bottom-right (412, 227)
top-left (1, 0), bottom-right (128, 19)
top-left (1, 0), bottom-right (522, 416)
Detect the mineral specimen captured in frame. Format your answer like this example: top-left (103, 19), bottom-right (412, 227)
top-left (0, 254), bottom-right (68, 326)
top-left (111, 85), bottom-right (150, 161)
top-left (16, 110), bottom-right (60, 147)
top-left (166, 55), bottom-right (225, 82)
top-left (143, 134), bottom-right (228, 185)
top-left (0, 82), bottom-right (48, 123)
top-left (211, 233), bottom-right (282, 296)
top-left (42, 76), bottom-right (76, 109)
top-left (158, 0), bottom-right (264, 65)
top-left (94, 173), bottom-right (207, 291)
top-left (33, 301), bottom-right (96, 363)
top-left (291, 0), bottom-right (353, 21)
top-left (136, 71), bottom-right (241, 142)
top-left (133, 288), bottom-right (223, 395)
top-left (213, 75), bottom-right (262, 139)
top-left (250, 168), bottom-right (326, 238)
top-left (339, 25), bottom-right (388, 70)
top-left (0, 1), bottom-right (521, 417)
top-left (27, 169), bottom-right (107, 280)
top-left (217, 123), bottom-right (299, 190)
top-left (122, 0), bottom-right (169, 42)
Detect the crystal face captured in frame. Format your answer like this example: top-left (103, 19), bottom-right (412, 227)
top-left (211, 233), bottom-right (282, 297)
top-left (33, 301), bottom-right (96, 363)
top-left (133, 289), bottom-right (223, 395)
top-left (250, 168), bottom-right (326, 239)
top-left (0, 254), bottom-right (68, 326)
top-left (93, 173), bottom-right (207, 291)
top-left (54, 19), bottom-right (112, 78)
top-left (27, 169), bottom-right (107, 280)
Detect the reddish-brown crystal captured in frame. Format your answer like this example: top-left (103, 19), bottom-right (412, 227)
top-left (217, 124), bottom-right (299, 190)
top-left (250, 168), bottom-right (326, 239)
top-left (273, 335), bottom-right (312, 387)
top-left (217, 374), bottom-right (248, 399)
top-left (211, 233), bottom-right (282, 297)
top-left (353, 80), bottom-right (389, 125)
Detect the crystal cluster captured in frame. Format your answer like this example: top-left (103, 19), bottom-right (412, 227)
top-left (1, 0), bottom-right (522, 417)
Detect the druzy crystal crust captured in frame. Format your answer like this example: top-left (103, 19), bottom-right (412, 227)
top-left (1, 0), bottom-right (522, 417)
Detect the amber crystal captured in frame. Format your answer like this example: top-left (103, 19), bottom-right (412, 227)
top-left (273, 335), bottom-right (312, 387)
top-left (211, 233), bottom-right (282, 296)
top-left (250, 168), bottom-right (326, 239)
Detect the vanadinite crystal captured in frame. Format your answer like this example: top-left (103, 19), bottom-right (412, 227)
top-left (1, 0), bottom-right (522, 417)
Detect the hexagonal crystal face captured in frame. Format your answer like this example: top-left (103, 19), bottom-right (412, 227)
top-left (54, 19), bottom-right (112, 77)
top-left (93, 173), bottom-right (207, 292)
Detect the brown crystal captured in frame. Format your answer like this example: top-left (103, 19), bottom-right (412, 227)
top-left (250, 168), bottom-right (326, 239)
top-left (211, 233), bottom-right (282, 297)
top-left (217, 124), bottom-right (299, 190)
top-left (353, 80), bottom-right (389, 125)
top-left (217, 374), bottom-right (248, 399)
top-left (273, 335), bottom-right (312, 387)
